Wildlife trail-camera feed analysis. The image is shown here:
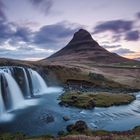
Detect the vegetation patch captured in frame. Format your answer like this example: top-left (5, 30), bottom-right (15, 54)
top-left (2, 124), bottom-right (140, 140)
top-left (57, 122), bottom-right (140, 140)
top-left (113, 61), bottom-right (140, 68)
top-left (0, 132), bottom-right (25, 140)
top-left (59, 91), bottom-right (135, 108)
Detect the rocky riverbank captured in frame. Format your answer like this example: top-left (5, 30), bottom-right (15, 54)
top-left (2, 122), bottom-right (140, 140)
top-left (63, 80), bottom-right (140, 93)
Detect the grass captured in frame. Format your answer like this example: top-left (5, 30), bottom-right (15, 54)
top-left (1, 126), bottom-right (140, 140)
top-left (0, 132), bottom-right (25, 140)
top-left (30, 125), bottom-right (140, 139)
top-left (112, 61), bottom-right (140, 68)
top-left (59, 91), bottom-right (135, 108)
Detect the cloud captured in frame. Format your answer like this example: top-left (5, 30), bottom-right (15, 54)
top-left (0, 47), bottom-right (10, 52)
top-left (0, 19), bottom-right (81, 51)
top-left (102, 44), bottom-right (121, 49)
top-left (0, 19), bottom-right (37, 60)
top-left (136, 12), bottom-right (140, 19)
top-left (112, 48), bottom-right (135, 55)
top-left (0, 19), bottom-right (33, 47)
top-left (0, 19), bottom-right (14, 44)
top-left (0, 20), bottom-right (82, 60)
top-left (13, 27), bottom-right (32, 42)
top-left (16, 20), bottom-right (40, 31)
top-left (125, 30), bottom-right (139, 41)
top-left (0, 40), bottom-right (55, 60)
top-left (33, 21), bottom-right (81, 49)
top-left (93, 18), bottom-right (140, 42)
top-left (29, 0), bottom-right (53, 15)
top-left (112, 34), bottom-right (123, 42)
top-left (0, 0), bottom-right (6, 20)
top-left (0, 47), bottom-right (54, 60)
top-left (93, 20), bottom-right (133, 34)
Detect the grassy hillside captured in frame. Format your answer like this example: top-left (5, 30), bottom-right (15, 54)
top-left (41, 63), bottom-right (140, 91)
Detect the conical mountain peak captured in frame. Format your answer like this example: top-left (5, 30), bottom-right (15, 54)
top-left (68, 29), bottom-right (97, 45)
top-left (73, 29), bottom-right (92, 40)
top-left (47, 29), bottom-right (129, 64)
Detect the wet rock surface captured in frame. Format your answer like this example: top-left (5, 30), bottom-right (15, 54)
top-left (67, 120), bottom-right (88, 132)
top-left (63, 116), bottom-right (70, 121)
top-left (39, 113), bottom-right (54, 124)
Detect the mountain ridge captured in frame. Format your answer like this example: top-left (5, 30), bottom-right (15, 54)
top-left (42, 29), bottom-right (134, 64)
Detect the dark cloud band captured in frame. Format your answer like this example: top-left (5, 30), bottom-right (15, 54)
top-left (93, 20), bottom-right (133, 34)
top-left (0, 19), bottom-right (81, 59)
top-left (112, 48), bottom-right (135, 55)
top-left (125, 30), bottom-right (139, 41)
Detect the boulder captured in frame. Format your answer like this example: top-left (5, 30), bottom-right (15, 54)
top-left (39, 113), bottom-right (54, 123)
top-left (74, 120), bottom-right (88, 132)
top-left (59, 102), bottom-right (69, 107)
top-left (67, 120), bottom-right (88, 132)
top-left (63, 116), bottom-right (70, 121)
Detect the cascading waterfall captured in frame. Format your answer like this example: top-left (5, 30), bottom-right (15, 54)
top-left (0, 80), bottom-right (5, 114)
top-left (22, 68), bottom-right (31, 98)
top-left (0, 66), bottom-right (51, 119)
top-left (4, 72), bottom-right (24, 110)
top-left (30, 69), bottom-right (48, 95)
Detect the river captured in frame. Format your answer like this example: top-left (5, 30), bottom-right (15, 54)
top-left (0, 90), bottom-right (140, 136)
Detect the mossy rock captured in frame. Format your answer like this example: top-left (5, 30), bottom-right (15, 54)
top-left (67, 120), bottom-right (88, 133)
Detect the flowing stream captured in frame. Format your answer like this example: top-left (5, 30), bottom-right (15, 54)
top-left (0, 89), bottom-right (140, 136)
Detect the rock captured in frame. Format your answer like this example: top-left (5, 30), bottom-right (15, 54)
top-left (65, 104), bottom-right (69, 107)
top-left (87, 99), bottom-right (95, 109)
top-left (59, 101), bottom-right (65, 106)
top-left (67, 120), bottom-right (88, 132)
top-left (58, 130), bottom-right (65, 136)
top-left (39, 113), bottom-right (54, 124)
top-left (74, 120), bottom-right (88, 132)
top-left (67, 124), bottom-right (75, 132)
top-left (46, 114), bottom-right (54, 123)
top-left (71, 95), bottom-right (78, 100)
top-left (63, 116), bottom-right (70, 121)
top-left (59, 102), bottom-right (69, 107)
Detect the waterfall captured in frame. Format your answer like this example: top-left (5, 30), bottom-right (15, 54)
top-left (0, 79), bottom-right (5, 115)
top-left (29, 69), bottom-right (48, 95)
top-left (0, 66), bottom-right (62, 121)
top-left (4, 69), bottom-right (11, 75)
top-left (0, 66), bottom-right (49, 114)
top-left (4, 72), bottom-right (25, 110)
top-left (22, 68), bottom-right (31, 98)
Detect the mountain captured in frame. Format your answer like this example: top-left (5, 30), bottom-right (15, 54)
top-left (41, 29), bottom-right (132, 65)
top-left (38, 29), bottom-right (140, 90)
top-left (0, 29), bottom-right (139, 90)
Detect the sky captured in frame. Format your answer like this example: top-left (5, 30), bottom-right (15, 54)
top-left (0, 0), bottom-right (140, 60)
